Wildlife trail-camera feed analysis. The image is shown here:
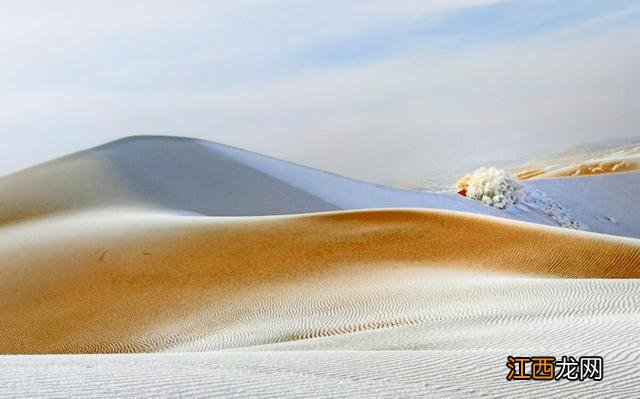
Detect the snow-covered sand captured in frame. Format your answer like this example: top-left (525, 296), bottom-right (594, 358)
top-left (0, 136), bottom-right (533, 223)
top-left (1, 136), bottom-right (639, 397)
top-left (3, 275), bottom-right (639, 398)
top-left (2, 135), bottom-right (638, 237)
top-left (524, 171), bottom-right (640, 238)
top-left (518, 143), bottom-right (640, 179)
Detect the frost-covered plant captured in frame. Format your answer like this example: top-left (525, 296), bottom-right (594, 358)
top-left (456, 167), bottom-right (524, 209)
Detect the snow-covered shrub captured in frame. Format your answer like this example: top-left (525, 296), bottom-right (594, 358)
top-left (456, 167), bottom-right (524, 209)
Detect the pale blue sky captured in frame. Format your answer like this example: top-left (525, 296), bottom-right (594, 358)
top-left (1, 0), bottom-right (639, 184)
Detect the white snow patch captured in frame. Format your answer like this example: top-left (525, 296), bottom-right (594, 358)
top-left (523, 188), bottom-right (586, 230)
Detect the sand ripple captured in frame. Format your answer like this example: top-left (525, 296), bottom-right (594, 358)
top-left (0, 208), bottom-right (638, 354)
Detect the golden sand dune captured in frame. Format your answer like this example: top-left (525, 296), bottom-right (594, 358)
top-left (546, 159), bottom-right (639, 177)
top-left (518, 160), bottom-right (639, 180)
top-left (518, 143), bottom-right (640, 180)
top-left (1, 208), bottom-right (638, 354)
top-left (516, 168), bottom-right (547, 180)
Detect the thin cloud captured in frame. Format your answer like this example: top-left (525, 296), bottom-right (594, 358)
top-left (0, 0), bottom-right (638, 184)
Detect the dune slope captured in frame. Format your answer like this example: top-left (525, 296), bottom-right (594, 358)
top-left (1, 208), bottom-right (638, 354)
top-left (0, 135), bottom-right (555, 227)
top-left (523, 171), bottom-right (640, 238)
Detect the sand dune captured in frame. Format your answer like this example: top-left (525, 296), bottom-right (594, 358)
top-left (1, 208), bottom-right (638, 354)
top-left (518, 161), bottom-right (639, 180)
top-left (518, 143), bottom-right (640, 180)
top-left (4, 135), bottom-right (640, 238)
top-left (0, 136), bottom-right (555, 227)
top-left (2, 250), bottom-right (640, 397)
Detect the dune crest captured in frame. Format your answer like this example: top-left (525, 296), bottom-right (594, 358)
top-left (0, 135), bottom-right (568, 231)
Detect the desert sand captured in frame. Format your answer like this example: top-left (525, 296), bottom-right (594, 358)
top-left (1, 208), bottom-right (639, 355)
top-left (3, 274), bottom-right (640, 398)
top-left (1, 136), bottom-right (639, 397)
top-left (518, 143), bottom-right (640, 180)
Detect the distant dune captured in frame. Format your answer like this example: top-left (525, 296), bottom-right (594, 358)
top-left (518, 143), bottom-right (640, 179)
top-left (1, 136), bottom-right (639, 397)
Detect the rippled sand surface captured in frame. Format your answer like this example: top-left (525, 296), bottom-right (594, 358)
top-left (1, 209), bottom-right (638, 356)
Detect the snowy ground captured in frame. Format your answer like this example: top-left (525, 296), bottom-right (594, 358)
top-left (2, 275), bottom-right (640, 398)
top-left (522, 171), bottom-right (640, 238)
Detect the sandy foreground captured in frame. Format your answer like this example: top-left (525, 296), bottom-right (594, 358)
top-left (2, 208), bottom-right (639, 353)
top-left (1, 208), bottom-right (639, 397)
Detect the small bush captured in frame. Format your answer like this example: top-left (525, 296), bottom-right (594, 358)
top-left (456, 167), bottom-right (524, 209)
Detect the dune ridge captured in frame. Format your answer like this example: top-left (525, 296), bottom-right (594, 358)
top-left (3, 135), bottom-right (640, 238)
top-left (0, 135), bottom-right (556, 228)
top-left (1, 208), bottom-right (638, 354)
